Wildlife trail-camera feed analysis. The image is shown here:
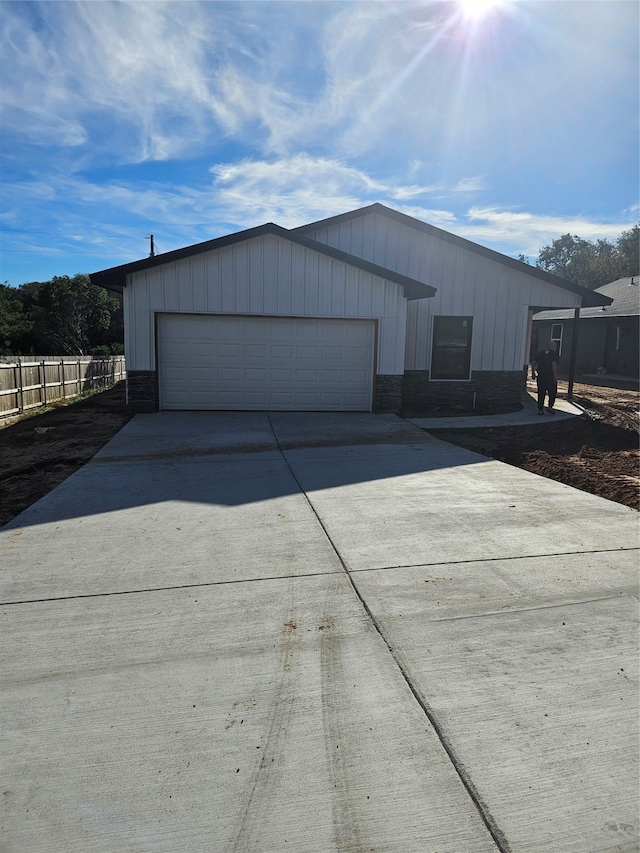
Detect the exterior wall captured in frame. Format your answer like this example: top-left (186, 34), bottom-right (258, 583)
top-left (124, 232), bottom-right (408, 379)
top-left (605, 317), bottom-right (639, 375)
top-left (374, 375), bottom-right (403, 412)
top-left (402, 370), bottom-right (525, 415)
top-left (126, 369), bottom-right (157, 411)
top-left (532, 318), bottom-right (639, 377)
top-left (305, 213), bottom-right (583, 375)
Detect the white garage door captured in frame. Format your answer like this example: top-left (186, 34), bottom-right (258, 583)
top-left (157, 314), bottom-right (375, 411)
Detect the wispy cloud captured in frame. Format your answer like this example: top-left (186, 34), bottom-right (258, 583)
top-left (1, 1), bottom-right (286, 162)
top-left (0, 1), bottom-right (636, 283)
top-left (463, 206), bottom-right (636, 257)
top-left (6, 155), bottom-right (633, 271)
top-left (453, 176), bottom-right (488, 193)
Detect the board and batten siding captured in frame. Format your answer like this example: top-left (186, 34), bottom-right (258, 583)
top-left (304, 213), bottom-right (584, 373)
top-left (123, 232), bottom-right (408, 375)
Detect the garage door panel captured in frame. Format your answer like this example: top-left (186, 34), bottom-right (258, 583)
top-left (296, 369), bottom-right (318, 382)
top-left (347, 370), bottom-right (369, 383)
top-left (271, 345), bottom-right (293, 358)
top-left (268, 369), bottom-right (291, 381)
top-left (216, 344), bottom-right (239, 357)
top-left (218, 368), bottom-right (242, 381)
top-left (158, 314), bottom-right (374, 411)
top-left (296, 348), bottom-right (320, 361)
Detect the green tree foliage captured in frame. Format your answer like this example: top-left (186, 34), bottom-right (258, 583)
top-left (536, 225), bottom-right (639, 289)
top-left (0, 283), bottom-right (32, 354)
top-left (1, 275), bottom-right (123, 356)
top-left (616, 225), bottom-right (640, 273)
top-left (35, 274), bottom-right (119, 355)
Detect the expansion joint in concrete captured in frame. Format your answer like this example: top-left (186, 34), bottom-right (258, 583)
top-left (0, 569), bottom-right (346, 607)
top-left (265, 414), bottom-right (512, 853)
top-left (347, 546), bottom-right (640, 575)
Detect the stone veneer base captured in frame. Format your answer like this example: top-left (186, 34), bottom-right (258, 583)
top-left (126, 370), bottom-right (158, 412)
top-left (373, 374), bottom-right (403, 413)
top-left (402, 369), bottom-right (526, 416)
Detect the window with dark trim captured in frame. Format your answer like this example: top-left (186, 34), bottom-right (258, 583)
top-left (550, 323), bottom-right (563, 357)
top-left (431, 316), bottom-right (473, 380)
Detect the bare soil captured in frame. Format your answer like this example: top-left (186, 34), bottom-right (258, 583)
top-left (0, 379), bottom-right (638, 529)
top-left (0, 383), bottom-right (133, 528)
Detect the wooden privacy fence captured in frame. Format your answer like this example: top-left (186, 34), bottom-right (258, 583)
top-left (0, 356), bottom-right (126, 419)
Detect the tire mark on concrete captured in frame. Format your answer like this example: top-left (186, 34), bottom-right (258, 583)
top-left (319, 616), bottom-right (373, 853)
top-left (229, 585), bottom-right (300, 853)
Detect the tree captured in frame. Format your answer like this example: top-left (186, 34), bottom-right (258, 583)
top-left (536, 226), bottom-right (639, 289)
top-left (0, 283), bottom-right (31, 354)
top-left (1, 275), bottom-right (124, 355)
top-left (34, 274), bottom-right (121, 356)
top-left (616, 225), bottom-right (639, 274)
top-left (536, 233), bottom-right (597, 284)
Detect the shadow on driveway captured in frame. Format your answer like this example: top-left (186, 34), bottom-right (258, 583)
top-left (2, 411), bottom-right (487, 530)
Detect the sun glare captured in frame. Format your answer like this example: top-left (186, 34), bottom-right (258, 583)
top-left (456, 0), bottom-right (506, 21)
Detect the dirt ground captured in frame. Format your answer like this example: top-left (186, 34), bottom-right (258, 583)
top-left (0, 384), bottom-right (134, 528)
top-left (0, 378), bottom-right (638, 528)
top-left (430, 379), bottom-right (639, 512)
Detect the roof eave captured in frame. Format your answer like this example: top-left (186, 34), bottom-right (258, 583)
top-left (90, 223), bottom-right (281, 293)
top-left (580, 291), bottom-right (613, 308)
top-left (90, 222), bottom-right (437, 301)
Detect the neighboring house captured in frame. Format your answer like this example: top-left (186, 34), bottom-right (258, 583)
top-left (532, 276), bottom-right (639, 378)
top-left (91, 203), bottom-right (610, 414)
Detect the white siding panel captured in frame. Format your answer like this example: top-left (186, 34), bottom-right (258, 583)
top-left (220, 249), bottom-right (235, 314)
top-left (191, 256), bottom-right (207, 313)
top-left (303, 252), bottom-right (319, 315)
top-left (316, 256), bottom-right (332, 316)
top-left (329, 260), bottom-right (345, 316)
top-left (262, 238), bottom-right (278, 315)
top-left (234, 244), bottom-right (250, 314)
top-left (123, 284), bottom-right (134, 368)
top-left (276, 242), bottom-right (292, 314)
top-left (205, 254), bottom-right (222, 313)
top-left (157, 266), bottom-right (175, 312)
top-left (249, 240), bottom-right (264, 314)
top-left (178, 269), bottom-right (193, 313)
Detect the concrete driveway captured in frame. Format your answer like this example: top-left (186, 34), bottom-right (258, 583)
top-left (1, 412), bottom-right (638, 853)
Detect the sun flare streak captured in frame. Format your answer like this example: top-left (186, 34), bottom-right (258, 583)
top-left (456, 0), bottom-right (509, 21)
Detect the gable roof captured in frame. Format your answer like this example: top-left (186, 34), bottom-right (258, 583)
top-left (533, 276), bottom-right (640, 321)
top-left (295, 203), bottom-right (612, 309)
top-left (90, 222), bottom-right (436, 301)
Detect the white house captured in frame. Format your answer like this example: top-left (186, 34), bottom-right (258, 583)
top-left (91, 204), bottom-right (610, 414)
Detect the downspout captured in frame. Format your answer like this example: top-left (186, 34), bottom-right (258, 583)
top-left (567, 306), bottom-right (580, 401)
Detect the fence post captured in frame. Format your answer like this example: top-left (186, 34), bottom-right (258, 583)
top-left (60, 359), bottom-right (65, 399)
top-left (41, 359), bottom-right (47, 407)
top-left (17, 360), bottom-right (24, 414)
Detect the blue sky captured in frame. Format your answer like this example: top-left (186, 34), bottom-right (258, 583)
top-left (1, 0), bottom-right (638, 285)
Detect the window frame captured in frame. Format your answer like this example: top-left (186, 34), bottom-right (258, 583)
top-left (430, 315), bottom-right (473, 381)
top-left (550, 323), bottom-right (563, 357)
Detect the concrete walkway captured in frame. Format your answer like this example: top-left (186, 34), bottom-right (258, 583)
top-left (1, 412), bottom-right (638, 852)
top-left (409, 389), bottom-right (585, 430)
